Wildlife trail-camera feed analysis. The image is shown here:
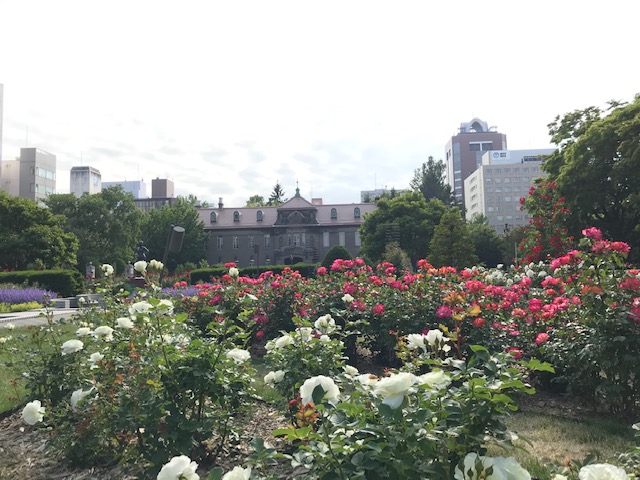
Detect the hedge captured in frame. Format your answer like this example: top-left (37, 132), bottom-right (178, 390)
top-left (190, 262), bottom-right (318, 284)
top-left (0, 270), bottom-right (85, 297)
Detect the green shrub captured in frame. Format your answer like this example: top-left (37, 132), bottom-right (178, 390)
top-left (0, 270), bottom-right (84, 297)
top-left (321, 245), bottom-right (352, 269)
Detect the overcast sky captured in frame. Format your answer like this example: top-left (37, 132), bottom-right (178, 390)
top-left (1, 1), bottom-right (639, 206)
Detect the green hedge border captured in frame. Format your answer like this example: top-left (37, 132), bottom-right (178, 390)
top-left (190, 263), bottom-right (318, 284)
top-left (0, 270), bottom-right (85, 297)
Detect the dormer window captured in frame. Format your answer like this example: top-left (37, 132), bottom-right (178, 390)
top-left (330, 208), bottom-right (337, 219)
top-left (257, 210), bottom-right (263, 221)
top-left (354, 207), bottom-right (361, 218)
top-left (210, 211), bottom-right (217, 223)
top-left (233, 211), bottom-right (240, 222)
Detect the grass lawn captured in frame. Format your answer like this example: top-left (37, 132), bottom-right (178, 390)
top-left (490, 411), bottom-right (636, 479)
top-left (0, 322), bottom-right (77, 414)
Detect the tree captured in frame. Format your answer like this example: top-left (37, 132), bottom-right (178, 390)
top-left (246, 195), bottom-right (267, 207)
top-left (428, 208), bottom-right (478, 269)
top-left (268, 182), bottom-right (286, 206)
top-left (141, 196), bottom-right (209, 270)
top-left (543, 95), bottom-right (640, 260)
top-left (0, 190), bottom-right (78, 270)
top-left (410, 156), bottom-right (454, 205)
top-left (321, 245), bottom-right (352, 269)
top-left (467, 217), bottom-right (505, 268)
top-left (359, 192), bottom-right (447, 265)
top-left (382, 242), bottom-right (413, 272)
top-left (46, 186), bottom-right (143, 270)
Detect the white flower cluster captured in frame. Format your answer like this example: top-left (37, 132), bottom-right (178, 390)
top-left (454, 452), bottom-right (530, 480)
top-left (101, 263), bottom-right (114, 276)
top-left (406, 329), bottom-right (451, 353)
top-left (149, 259), bottom-right (164, 271)
top-left (157, 455), bottom-right (199, 480)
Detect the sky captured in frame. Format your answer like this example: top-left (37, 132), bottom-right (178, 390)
top-left (1, 0), bottom-right (639, 207)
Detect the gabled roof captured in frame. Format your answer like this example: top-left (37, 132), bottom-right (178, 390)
top-left (278, 195), bottom-right (315, 210)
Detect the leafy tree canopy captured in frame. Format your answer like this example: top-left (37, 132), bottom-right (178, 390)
top-left (141, 196), bottom-right (209, 271)
top-left (0, 190), bottom-right (78, 270)
top-left (543, 95), bottom-right (640, 259)
top-left (246, 195), bottom-right (267, 207)
top-left (467, 221), bottom-right (505, 268)
top-left (429, 208), bottom-right (478, 269)
top-left (46, 186), bottom-right (143, 270)
top-left (359, 192), bottom-right (447, 265)
top-left (410, 156), bottom-right (454, 205)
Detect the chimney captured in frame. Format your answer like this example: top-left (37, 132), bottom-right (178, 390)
top-left (218, 197), bottom-right (224, 209)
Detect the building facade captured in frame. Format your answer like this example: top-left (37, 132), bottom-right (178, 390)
top-left (464, 149), bottom-right (554, 234)
top-left (102, 180), bottom-right (147, 199)
top-left (0, 147), bottom-right (56, 205)
top-left (70, 166), bottom-right (102, 197)
top-left (197, 189), bottom-right (375, 267)
top-left (445, 118), bottom-right (507, 208)
top-left (0, 84), bottom-right (3, 164)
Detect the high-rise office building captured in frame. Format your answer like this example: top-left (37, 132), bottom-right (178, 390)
top-left (70, 166), bottom-right (102, 197)
top-left (151, 178), bottom-right (174, 198)
top-left (102, 180), bottom-right (147, 199)
top-left (444, 118), bottom-right (507, 207)
top-left (0, 148), bottom-right (56, 205)
top-left (464, 148), bottom-right (554, 234)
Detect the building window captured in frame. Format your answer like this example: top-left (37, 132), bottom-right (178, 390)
top-left (355, 231), bottom-right (361, 247)
top-left (354, 207), bottom-right (361, 218)
top-left (210, 212), bottom-right (217, 223)
top-left (339, 232), bottom-right (345, 246)
top-left (256, 210), bottom-right (263, 221)
top-left (293, 233), bottom-right (300, 247)
top-left (301, 233), bottom-right (306, 247)
top-left (323, 231), bottom-right (330, 247)
top-left (264, 234), bottom-right (271, 248)
top-left (481, 142), bottom-right (493, 151)
top-left (470, 143), bottom-right (481, 151)
top-left (248, 235), bottom-right (254, 249)
top-left (233, 236), bottom-right (239, 249)
top-left (233, 211), bottom-right (240, 222)
top-left (217, 237), bottom-right (223, 250)
top-left (330, 208), bottom-right (337, 219)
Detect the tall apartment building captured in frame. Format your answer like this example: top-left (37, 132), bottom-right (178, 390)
top-left (102, 180), bottom-right (147, 199)
top-left (133, 178), bottom-right (177, 212)
top-left (445, 118), bottom-right (507, 208)
top-left (70, 166), bottom-right (102, 197)
top-left (464, 149), bottom-right (554, 234)
top-left (0, 147), bottom-right (56, 205)
top-left (151, 178), bottom-right (174, 198)
top-left (198, 187), bottom-right (375, 267)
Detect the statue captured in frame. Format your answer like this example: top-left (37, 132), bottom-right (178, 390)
top-left (135, 241), bottom-right (149, 262)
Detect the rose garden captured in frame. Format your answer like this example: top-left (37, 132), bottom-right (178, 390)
top-left (0, 224), bottom-right (639, 480)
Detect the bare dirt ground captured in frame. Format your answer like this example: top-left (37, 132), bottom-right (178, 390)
top-left (0, 403), bottom-right (289, 480)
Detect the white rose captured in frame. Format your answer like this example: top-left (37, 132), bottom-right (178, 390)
top-left (297, 327), bottom-right (313, 342)
top-left (342, 293), bottom-right (354, 303)
top-left (88, 351), bottom-right (104, 368)
top-left (94, 325), bottom-right (114, 341)
top-left (157, 455), bottom-right (199, 480)
top-left (274, 334), bottom-right (295, 349)
top-left (356, 374), bottom-right (379, 388)
top-left (155, 299), bottom-right (174, 315)
top-left (417, 370), bottom-right (452, 390)
top-left (70, 388), bottom-right (93, 410)
top-left (76, 327), bottom-right (92, 337)
top-left (579, 464), bottom-right (628, 480)
top-left (406, 333), bottom-right (427, 350)
top-left (314, 314), bottom-right (336, 334)
top-left (226, 348), bottom-right (251, 364)
top-left (61, 339), bottom-right (84, 355)
top-left (373, 372), bottom-right (416, 409)
top-left (229, 267), bottom-right (239, 278)
top-left (5, 322), bottom-right (15, 330)
top-left (264, 370), bottom-right (285, 385)
top-left (221, 466), bottom-right (251, 480)
top-left (0, 337), bottom-right (7, 344)
top-left (343, 365), bottom-right (359, 377)
top-left (149, 259), bottom-right (164, 271)
top-left (116, 317), bottom-right (134, 329)
top-left (129, 301), bottom-right (152, 316)
top-left (300, 375), bottom-right (340, 405)
top-left (425, 329), bottom-right (445, 346)
top-left (319, 334), bottom-right (330, 343)
top-left (101, 264), bottom-right (114, 276)
top-left (133, 260), bottom-right (147, 273)
top-left (22, 400), bottom-right (46, 425)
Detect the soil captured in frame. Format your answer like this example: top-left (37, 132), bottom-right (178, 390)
top-left (0, 389), bottom-right (603, 480)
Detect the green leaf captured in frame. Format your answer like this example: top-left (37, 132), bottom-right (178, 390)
top-left (312, 384), bottom-right (326, 405)
top-left (207, 467), bottom-right (224, 480)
